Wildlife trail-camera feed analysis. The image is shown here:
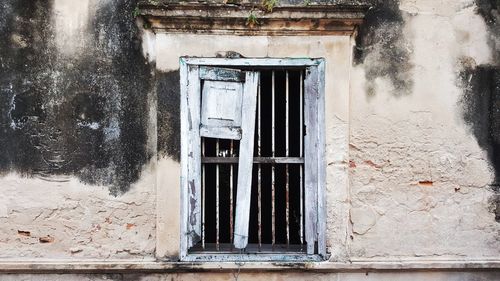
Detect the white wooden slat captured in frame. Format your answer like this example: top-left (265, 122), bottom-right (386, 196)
top-left (304, 66), bottom-right (319, 255)
top-left (201, 138), bottom-right (206, 250)
top-left (186, 65), bottom-right (202, 248)
top-left (316, 60), bottom-right (327, 257)
top-left (216, 140), bottom-right (220, 251)
top-left (200, 80), bottom-right (243, 128)
top-left (199, 126), bottom-right (241, 140)
top-left (179, 59), bottom-right (189, 259)
top-left (199, 66), bottom-right (245, 82)
top-left (184, 57), bottom-right (322, 67)
top-left (233, 71), bottom-right (260, 249)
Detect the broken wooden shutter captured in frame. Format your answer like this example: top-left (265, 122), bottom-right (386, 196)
top-left (304, 64), bottom-right (326, 256)
top-left (188, 66), bottom-right (259, 250)
top-left (184, 65), bottom-right (202, 249)
top-left (233, 71), bottom-right (259, 249)
top-left (199, 66), bottom-right (246, 140)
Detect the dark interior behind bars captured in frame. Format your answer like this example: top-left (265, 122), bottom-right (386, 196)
top-left (193, 69), bottom-right (306, 253)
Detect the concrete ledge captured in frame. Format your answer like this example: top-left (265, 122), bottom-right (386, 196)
top-left (0, 259), bottom-right (499, 274)
top-left (138, 3), bottom-right (370, 35)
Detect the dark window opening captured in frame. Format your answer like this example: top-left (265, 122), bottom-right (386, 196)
top-left (191, 69), bottom-right (306, 253)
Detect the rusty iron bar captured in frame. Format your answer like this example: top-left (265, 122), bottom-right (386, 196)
top-left (216, 139), bottom-right (220, 251)
top-left (257, 78), bottom-right (262, 251)
top-left (230, 140), bottom-right (234, 251)
top-left (202, 138), bottom-right (206, 250)
top-left (271, 70), bottom-right (276, 250)
top-left (285, 70), bottom-right (290, 249)
top-left (299, 70), bottom-right (304, 247)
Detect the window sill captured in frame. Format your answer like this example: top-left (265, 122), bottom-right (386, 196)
top-left (182, 253), bottom-right (324, 262)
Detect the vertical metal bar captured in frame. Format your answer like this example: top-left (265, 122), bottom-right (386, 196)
top-left (202, 138), bottom-right (206, 250)
top-left (230, 139), bottom-right (234, 251)
top-left (299, 71), bottom-right (304, 247)
top-left (285, 71), bottom-right (290, 249)
top-left (271, 71), bottom-right (276, 249)
top-left (257, 78), bottom-right (262, 251)
top-left (216, 139), bottom-right (220, 251)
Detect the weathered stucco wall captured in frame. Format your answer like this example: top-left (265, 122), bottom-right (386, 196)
top-left (348, 0), bottom-right (500, 259)
top-left (0, 0), bottom-right (158, 259)
top-left (0, 0), bottom-right (499, 279)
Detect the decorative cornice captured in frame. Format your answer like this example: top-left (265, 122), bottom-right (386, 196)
top-left (137, 3), bottom-right (370, 35)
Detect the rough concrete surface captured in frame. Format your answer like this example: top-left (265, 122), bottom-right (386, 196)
top-left (0, 0), bottom-right (499, 278)
top-left (0, 272), bottom-right (499, 281)
top-left (348, 0), bottom-right (500, 259)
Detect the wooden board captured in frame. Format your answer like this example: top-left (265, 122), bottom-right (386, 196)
top-left (186, 65), bottom-right (202, 248)
top-left (201, 81), bottom-right (243, 127)
top-left (233, 71), bottom-right (260, 249)
top-left (199, 126), bottom-right (242, 140)
top-left (199, 66), bottom-right (245, 82)
top-left (304, 66), bottom-right (319, 255)
top-left (316, 60), bottom-right (327, 257)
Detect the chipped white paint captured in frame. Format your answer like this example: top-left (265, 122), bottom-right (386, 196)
top-left (77, 121), bottom-right (100, 130)
top-left (0, 166), bottom-right (156, 259)
top-left (103, 117), bottom-right (121, 141)
top-left (140, 24), bottom-right (157, 63)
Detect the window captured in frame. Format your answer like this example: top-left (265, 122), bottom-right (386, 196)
top-left (180, 58), bottom-right (325, 261)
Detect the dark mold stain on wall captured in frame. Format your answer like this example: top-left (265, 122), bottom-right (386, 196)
top-left (0, 0), bottom-right (154, 195)
top-left (353, 0), bottom-right (413, 96)
top-left (459, 1), bottom-right (500, 221)
top-left (157, 71), bottom-right (181, 161)
top-left (459, 66), bottom-right (500, 222)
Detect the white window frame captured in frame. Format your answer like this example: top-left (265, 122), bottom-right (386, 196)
top-left (179, 57), bottom-right (326, 262)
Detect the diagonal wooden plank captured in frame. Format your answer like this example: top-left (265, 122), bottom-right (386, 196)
top-left (233, 71), bottom-right (260, 249)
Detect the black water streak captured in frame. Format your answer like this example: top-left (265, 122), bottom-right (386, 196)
top-left (157, 70), bottom-right (181, 161)
top-left (458, 1), bottom-right (500, 221)
top-left (354, 0), bottom-right (413, 96)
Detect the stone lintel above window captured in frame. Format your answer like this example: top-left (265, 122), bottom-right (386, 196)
top-left (137, 1), bottom-right (371, 36)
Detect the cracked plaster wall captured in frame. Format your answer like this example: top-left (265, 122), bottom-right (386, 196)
top-left (0, 0), bottom-right (499, 275)
top-left (0, 0), bottom-right (157, 260)
top-left (348, 0), bottom-right (500, 259)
